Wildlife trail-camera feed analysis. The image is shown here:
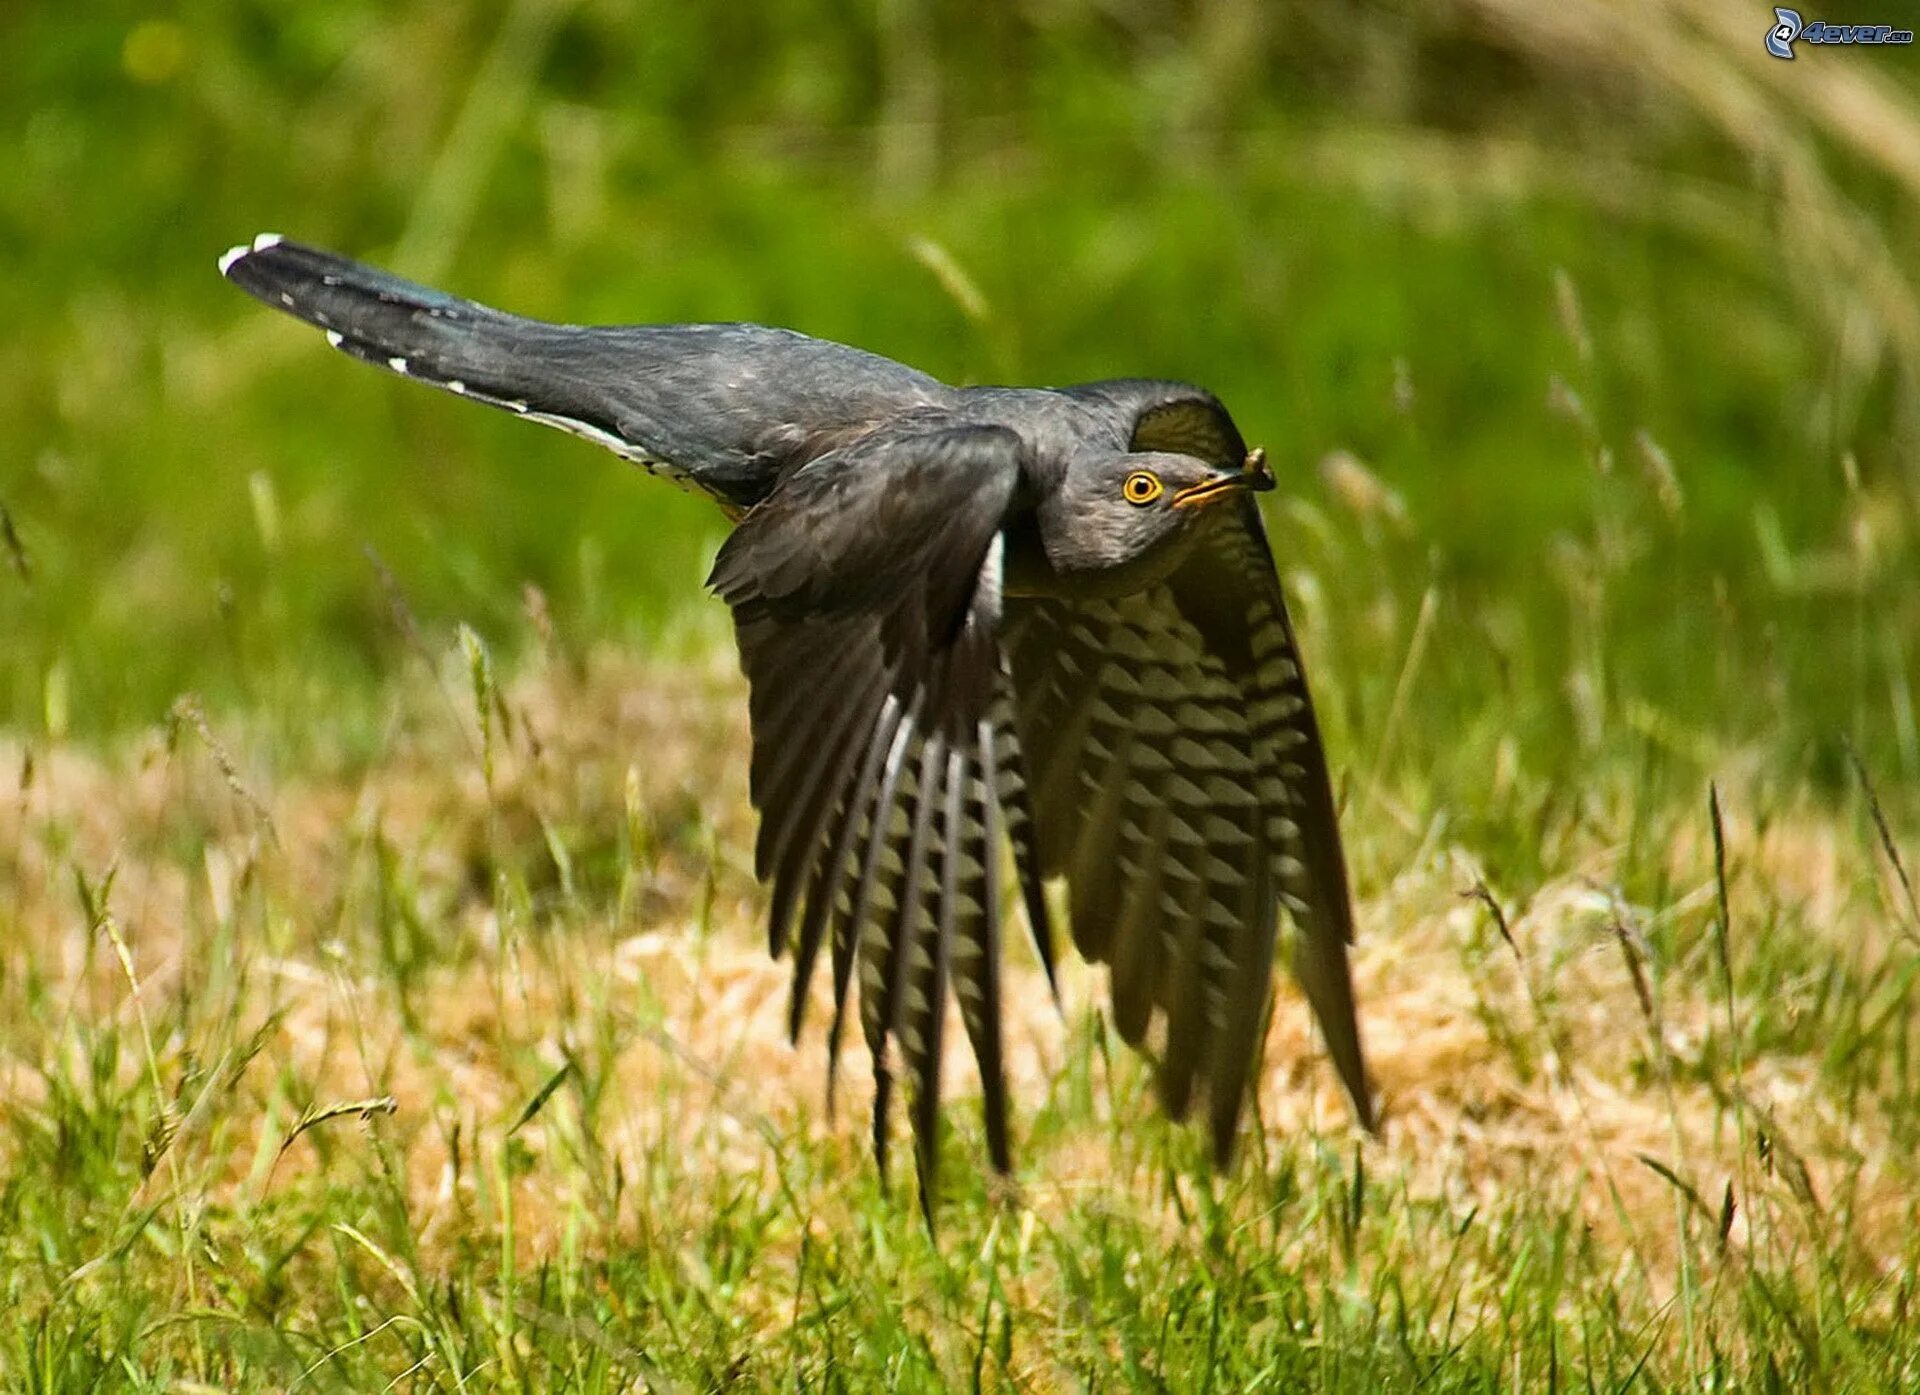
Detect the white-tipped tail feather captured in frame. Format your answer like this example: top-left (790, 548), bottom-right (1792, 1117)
top-left (218, 232), bottom-right (284, 278)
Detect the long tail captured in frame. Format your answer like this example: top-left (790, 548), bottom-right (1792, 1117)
top-left (219, 235), bottom-right (950, 510)
top-left (222, 233), bottom-right (622, 428)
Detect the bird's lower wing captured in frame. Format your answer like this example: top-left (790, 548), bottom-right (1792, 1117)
top-left (1176, 499), bottom-right (1373, 1136)
top-left (1007, 587), bottom-right (1277, 1160)
top-left (709, 422), bottom-right (1053, 1218)
top-left (1006, 506), bottom-right (1372, 1161)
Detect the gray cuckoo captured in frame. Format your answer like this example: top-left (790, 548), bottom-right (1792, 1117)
top-left (221, 234), bottom-right (1375, 1212)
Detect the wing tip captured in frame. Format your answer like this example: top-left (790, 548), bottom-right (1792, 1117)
top-left (916, 1168), bottom-right (940, 1233)
top-left (1350, 1080), bottom-right (1381, 1135)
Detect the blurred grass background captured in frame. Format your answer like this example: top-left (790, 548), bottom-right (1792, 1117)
top-left (6, 0), bottom-right (1920, 1387)
top-left (5, 0), bottom-right (1917, 814)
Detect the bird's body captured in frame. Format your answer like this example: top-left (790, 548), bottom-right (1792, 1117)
top-left (222, 234), bottom-right (1373, 1215)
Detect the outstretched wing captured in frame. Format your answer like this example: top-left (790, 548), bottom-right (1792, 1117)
top-left (708, 421), bottom-right (1054, 1218)
top-left (1005, 503), bottom-right (1371, 1161)
top-left (220, 235), bottom-right (952, 511)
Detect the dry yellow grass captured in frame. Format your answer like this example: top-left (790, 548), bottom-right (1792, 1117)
top-left (5, 646), bottom-right (1912, 1363)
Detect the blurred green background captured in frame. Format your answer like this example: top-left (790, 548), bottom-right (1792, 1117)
top-left (4, 0), bottom-right (1917, 823)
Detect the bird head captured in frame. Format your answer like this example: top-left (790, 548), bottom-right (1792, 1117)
top-left (1033, 446), bottom-right (1274, 594)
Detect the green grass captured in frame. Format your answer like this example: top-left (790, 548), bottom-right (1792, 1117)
top-left (4, 0), bottom-right (1920, 1388)
top-left (5, 647), bottom-right (1920, 1389)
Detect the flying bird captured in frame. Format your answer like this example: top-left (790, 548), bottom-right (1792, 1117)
top-left (220, 234), bottom-right (1374, 1214)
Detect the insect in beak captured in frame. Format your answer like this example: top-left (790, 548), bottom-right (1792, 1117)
top-left (1242, 446), bottom-right (1274, 491)
top-left (1171, 447), bottom-right (1276, 509)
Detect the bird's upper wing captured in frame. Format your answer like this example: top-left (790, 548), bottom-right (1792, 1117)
top-left (708, 420), bottom-right (1055, 1217)
top-left (221, 236), bottom-right (952, 511)
top-left (1063, 378), bottom-right (1250, 464)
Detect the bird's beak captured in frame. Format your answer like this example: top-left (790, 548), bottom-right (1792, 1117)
top-left (1171, 447), bottom-right (1276, 509)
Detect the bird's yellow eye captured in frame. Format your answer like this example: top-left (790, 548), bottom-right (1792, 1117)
top-left (1122, 470), bottom-right (1163, 505)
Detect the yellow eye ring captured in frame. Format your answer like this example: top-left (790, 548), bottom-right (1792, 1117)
top-left (1122, 470), bottom-right (1163, 506)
